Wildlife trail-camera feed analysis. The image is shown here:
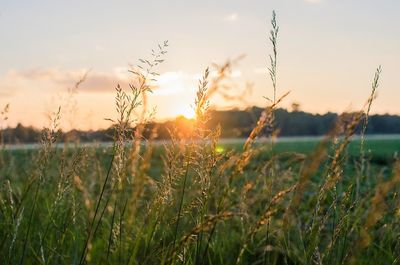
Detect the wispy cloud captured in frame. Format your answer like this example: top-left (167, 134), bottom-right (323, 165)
top-left (0, 66), bottom-right (243, 102)
top-left (153, 71), bottom-right (199, 96)
top-left (0, 67), bottom-right (131, 94)
top-left (0, 91), bottom-right (13, 97)
top-left (0, 67), bottom-right (205, 98)
top-left (223, 13), bottom-right (239, 22)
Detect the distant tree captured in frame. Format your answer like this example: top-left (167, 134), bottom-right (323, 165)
top-left (291, 102), bottom-right (301, 112)
top-left (1, 108), bottom-right (400, 144)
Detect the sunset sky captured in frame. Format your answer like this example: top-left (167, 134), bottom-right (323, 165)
top-left (0, 0), bottom-right (399, 130)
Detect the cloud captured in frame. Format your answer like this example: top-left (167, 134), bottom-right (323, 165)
top-left (152, 71), bottom-right (199, 96)
top-left (0, 67), bottom-right (132, 94)
top-left (223, 13), bottom-right (239, 22)
top-left (80, 69), bottom-right (130, 93)
top-left (0, 66), bottom-right (243, 100)
top-left (0, 91), bottom-right (13, 97)
top-left (0, 67), bottom-right (205, 97)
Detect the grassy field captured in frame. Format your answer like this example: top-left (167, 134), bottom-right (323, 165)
top-left (220, 136), bottom-right (400, 163)
top-left (5, 136), bottom-right (399, 179)
top-left (1, 12), bottom-right (400, 265)
top-left (0, 134), bottom-right (399, 264)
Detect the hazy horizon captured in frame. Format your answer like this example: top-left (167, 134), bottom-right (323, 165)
top-left (1, 0), bottom-right (399, 130)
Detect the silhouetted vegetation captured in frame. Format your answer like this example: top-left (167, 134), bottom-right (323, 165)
top-left (2, 109), bottom-right (400, 144)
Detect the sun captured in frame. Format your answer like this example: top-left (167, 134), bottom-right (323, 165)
top-left (177, 105), bottom-right (196, 119)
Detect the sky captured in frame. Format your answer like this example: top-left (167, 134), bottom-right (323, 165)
top-left (0, 0), bottom-right (399, 130)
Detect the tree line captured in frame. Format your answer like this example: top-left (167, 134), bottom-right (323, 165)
top-left (2, 107), bottom-right (400, 144)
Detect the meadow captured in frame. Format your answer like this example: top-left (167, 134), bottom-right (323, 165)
top-left (1, 12), bottom-right (400, 265)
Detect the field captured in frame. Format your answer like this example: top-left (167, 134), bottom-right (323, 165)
top-left (1, 133), bottom-right (399, 265)
top-left (5, 136), bottom-right (400, 178)
top-left (1, 11), bottom-right (400, 265)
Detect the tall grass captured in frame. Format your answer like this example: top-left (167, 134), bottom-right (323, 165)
top-left (0, 11), bottom-right (399, 265)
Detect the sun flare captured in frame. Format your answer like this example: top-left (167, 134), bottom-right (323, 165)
top-left (177, 105), bottom-right (196, 119)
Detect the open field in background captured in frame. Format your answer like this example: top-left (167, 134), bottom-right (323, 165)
top-left (4, 135), bottom-right (400, 176)
top-left (4, 137), bottom-right (399, 201)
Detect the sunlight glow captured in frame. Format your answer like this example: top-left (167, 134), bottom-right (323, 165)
top-left (215, 146), bottom-right (225, 153)
top-left (177, 105), bottom-right (196, 119)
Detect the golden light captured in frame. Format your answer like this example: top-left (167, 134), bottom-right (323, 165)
top-left (177, 105), bottom-right (196, 119)
top-left (215, 146), bottom-right (225, 153)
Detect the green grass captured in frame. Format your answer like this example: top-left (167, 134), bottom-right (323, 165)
top-left (4, 137), bottom-right (398, 179)
top-left (219, 137), bottom-right (400, 164)
top-left (1, 11), bottom-right (400, 265)
top-left (0, 136), bottom-right (399, 264)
